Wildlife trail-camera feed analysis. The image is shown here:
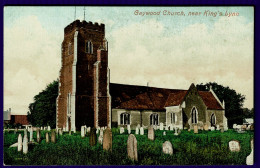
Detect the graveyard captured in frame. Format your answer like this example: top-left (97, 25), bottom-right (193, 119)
top-left (4, 126), bottom-right (253, 165)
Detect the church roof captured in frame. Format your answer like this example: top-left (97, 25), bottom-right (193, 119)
top-left (110, 83), bottom-right (224, 110)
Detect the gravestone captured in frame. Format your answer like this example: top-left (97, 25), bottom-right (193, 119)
top-left (103, 128), bottom-right (112, 151)
top-left (203, 124), bottom-right (209, 131)
top-left (51, 130), bottom-right (56, 143)
top-left (233, 124), bottom-right (237, 129)
top-left (137, 124), bottom-right (140, 128)
top-left (81, 126), bottom-right (85, 138)
top-left (162, 141), bottom-right (173, 155)
top-left (40, 127), bottom-right (43, 130)
top-left (29, 128), bottom-right (33, 142)
top-left (36, 129), bottom-right (41, 143)
top-left (163, 131), bottom-right (166, 136)
top-left (170, 125), bottom-right (174, 131)
top-left (216, 125), bottom-right (220, 131)
top-left (58, 129), bottom-right (63, 136)
top-left (148, 126), bottom-right (154, 140)
top-left (23, 134), bottom-right (28, 154)
top-left (48, 126), bottom-right (51, 131)
top-left (120, 127), bottom-right (124, 134)
top-left (194, 125), bottom-right (198, 134)
top-left (127, 125), bottom-right (131, 134)
top-left (18, 134), bottom-right (23, 152)
top-left (24, 129), bottom-right (28, 137)
top-left (45, 132), bottom-right (49, 143)
top-left (87, 127), bottom-right (91, 133)
top-left (89, 128), bottom-right (97, 146)
top-left (135, 127), bottom-right (139, 135)
top-left (98, 134), bottom-right (103, 144)
top-left (127, 134), bottom-right (138, 161)
top-left (229, 140), bottom-right (241, 152)
top-left (140, 127), bottom-right (144, 135)
top-left (246, 139), bottom-right (254, 165)
top-left (210, 127), bottom-right (215, 131)
top-left (174, 127), bottom-right (178, 136)
top-left (160, 123), bottom-right (164, 130)
top-left (164, 126), bottom-right (169, 131)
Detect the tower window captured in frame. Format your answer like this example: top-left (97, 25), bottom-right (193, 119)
top-left (120, 113), bottom-right (130, 125)
top-left (68, 43), bottom-right (72, 55)
top-left (85, 41), bottom-right (93, 54)
top-left (150, 114), bottom-right (159, 125)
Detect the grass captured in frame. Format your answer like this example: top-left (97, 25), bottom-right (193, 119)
top-left (3, 128), bottom-right (254, 165)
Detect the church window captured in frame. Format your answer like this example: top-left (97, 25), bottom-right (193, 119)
top-left (85, 41), bottom-right (93, 54)
top-left (191, 107), bottom-right (198, 124)
top-left (120, 113), bottom-right (130, 125)
top-left (211, 113), bottom-right (216, 126)
top-left (68, 43), bottom-right (72, 55)
top-left (150, 114), bottom-right (159, 125)
top-left (171, 113), bottom-right (176, 124)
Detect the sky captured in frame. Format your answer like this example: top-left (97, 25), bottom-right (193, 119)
top-left (4, 6), bottom-right (254, 115)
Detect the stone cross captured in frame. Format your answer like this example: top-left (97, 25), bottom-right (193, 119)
top-left (135, 127), bottom-right (139, 135)
top-left (18, 134), bottom-right (23, 152)
top-left (246, 139), bottom-right (254, 165)
top-left (45, 132), bottom-right (49, 143)
top-left (51, 130), bottom-right (56, 143)
top-left (148, 126), bottom-right (154, 141)
top-left (120, 127), bottom-right (124, 134)
top-left (162, 141), bottom-right (173, 155)
top-left (229, 140), bottom-right (241, 152)
top-left (160, 123), bottom-right (164, 130)
top-left (127, 134), bottom-right (138, 161)
top-left (140, 127), bottom-right (144, 135)
top-left (194, 125), bottom-right (198, 134)
top-left (89, 128), bottom-right (97, 146)
top-left (23, 134), bottom-right (28, 154)
top-left (103, 128), bottom-right (112, 151)
top-left (81, 126), bottom-right (85, 138)
top-left (36, 128), bottom-right (41, 143)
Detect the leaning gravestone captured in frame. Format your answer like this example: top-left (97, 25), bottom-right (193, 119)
top-left (23, 134), bottom-right (28, 154)
top-left (89, 128), bottom-right (97, 146)
top-left (140, 127), bottom-right (144, 135)
top-left (229, 140), bottom-right (241, 152)
top-left (135, 127), bottom-right (139, 135)
top-left (194, 125), bottom-right (198, 134)
top-left (120, 127), bottom-right (124, 134)
top-left (81, 126), bottom-right (85, 138)
top-left (148, 126), bottom-right (155, 141)
top-left (246, 139), bottom-right (254, 165)
top-left (160, 123), bottom-right (164, 130)
top-left (36, 128), bottom-right (41, 143)
top-left (46, 132), bottom-right (49, 143)
top-left (162, 141), bottom-right (173, 155)
top-left (51, 130), bottom-right (56, 143)
top-left (127, 134), bottom-right (138, 161)
top-left (18, 134), bottom-right (23, 152)
top-left (103, 128), bottom-right (112, 151)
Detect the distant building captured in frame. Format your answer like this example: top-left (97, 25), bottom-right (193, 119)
top-left (3, 108), bottom-right (29, 127)
top-left (3, 108), bottom-right (11, 126)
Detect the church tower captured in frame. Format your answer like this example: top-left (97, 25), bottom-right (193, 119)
top-left (56, 20), bottom-right (111, 131)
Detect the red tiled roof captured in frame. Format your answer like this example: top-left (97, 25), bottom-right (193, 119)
top-left (164, 91), bottom-right (188, 107)
top-left (110, 83), bottom-right (186, 110)
top-left (11, 115), bottom-right (29, 125)
top-left (198, 91), bottom-right (223, 110)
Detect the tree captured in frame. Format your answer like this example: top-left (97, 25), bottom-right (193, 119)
top-left (196, 82), bottom-right (245, 128)
top-left (27, 80), bottom-right (58, 128)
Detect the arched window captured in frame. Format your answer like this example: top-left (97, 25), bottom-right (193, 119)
top-left (171, 113), bottom-right (176, 124)
top-left (150, 114), bottom-right (159, 125)
top-left (191, 107), bottom-right (198, 124)
top-left (85, 41), bottom-right (93, 54)
top-left (68, 42), bottom-right (72, 55)
top-left (120, 113), bottom-right (130, 125)
top-left (211, 113), bottom-right (216, 126)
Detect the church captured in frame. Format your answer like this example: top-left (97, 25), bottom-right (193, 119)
top-left (56, 20), bottom-right (228, 131)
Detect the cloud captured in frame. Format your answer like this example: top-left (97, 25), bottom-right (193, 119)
top-left (4, 15), bottom-right (61, 114)
top-left (108, 17), bottom-right (253, 108)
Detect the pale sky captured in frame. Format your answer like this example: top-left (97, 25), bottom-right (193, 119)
top-left (4, 6), bottom-right (254, 115)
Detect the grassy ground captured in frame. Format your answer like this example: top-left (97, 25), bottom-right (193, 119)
top-left (3, 128), bottom-right (254, 165)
